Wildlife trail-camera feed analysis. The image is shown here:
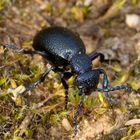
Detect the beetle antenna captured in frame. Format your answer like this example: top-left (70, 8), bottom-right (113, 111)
top-left (97, 85), bottom-right (132, 107)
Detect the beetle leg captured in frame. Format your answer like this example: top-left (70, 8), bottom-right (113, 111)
top-left (89, 52), bottom-right (105, 62)
top-left (60, 72), bottom-right (73, 109)
top-left (20, 66), bottom-right (57, 96)
top-left (97, 69), bottom-right (132, 107)
top-left (89, 51), bottom-right (120, 63)
top-left (4, 44), bottom-right (23, 52)
top-left (60, 73), bottom-right (69, 110)
top-left (73, 91), bottom-right (85, 135)
top-left (3, 44), bottom-right (50, 57)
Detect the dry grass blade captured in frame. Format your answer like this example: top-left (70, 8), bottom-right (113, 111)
top-left (125, 119), bottom-right (140, 126)
top-left (37, 103), bottom-right (63, 114)
top-left (14, 112), bottom-right (34, 137)
top-left (95, 0), bottom-right (126, 24)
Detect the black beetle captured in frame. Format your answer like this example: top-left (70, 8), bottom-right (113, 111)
top-left (5, 26), bottom-right (131, 135)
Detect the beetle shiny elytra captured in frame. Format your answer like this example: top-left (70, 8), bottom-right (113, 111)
top-left (5, 27), bottom-right (131, 135)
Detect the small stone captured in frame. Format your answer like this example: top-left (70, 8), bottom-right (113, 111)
top-left (125, 14), bottom-right (140, 31)
top-left (61, 118), bottom-right (72, 131)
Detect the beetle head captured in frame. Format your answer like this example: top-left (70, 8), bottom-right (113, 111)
top-left (75, 70), bottom-right (100, 94)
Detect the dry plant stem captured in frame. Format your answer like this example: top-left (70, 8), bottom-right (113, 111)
top-left (32, 93), bottom-right (64, 110)
top-left (0, 60), bottom-right (19, 69)
top-left (38, 103), bottom-right (64, 114)
top-left (16, 111), bottom-right (34, 136)
top-left (95, 0), bottom-right (126, 24)
top-left (16, 95), bottom-right (64, 136)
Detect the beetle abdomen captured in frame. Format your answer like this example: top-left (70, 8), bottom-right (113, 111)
top-left (33, 27), bottom-right (86, 65)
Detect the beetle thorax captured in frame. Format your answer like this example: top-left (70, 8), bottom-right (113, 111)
top-left (70, 54), bottom-right (92, 74)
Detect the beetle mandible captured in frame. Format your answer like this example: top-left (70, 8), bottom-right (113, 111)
top-left (9, 27), bottom-right (131, 135)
